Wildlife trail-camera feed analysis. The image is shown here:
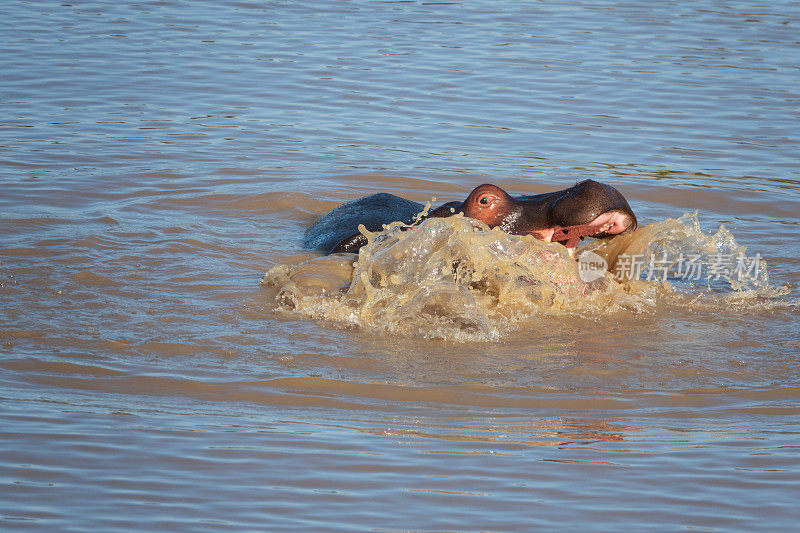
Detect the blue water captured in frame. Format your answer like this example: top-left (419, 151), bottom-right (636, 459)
top-left (4, 1), bottom-right (799, 182)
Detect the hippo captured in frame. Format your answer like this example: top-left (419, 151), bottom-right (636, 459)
top-left (304, 180), bottom-right (637, 255)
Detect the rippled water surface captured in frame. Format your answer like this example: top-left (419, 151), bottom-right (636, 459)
top-left (2, 1), bottom-right (800, 531)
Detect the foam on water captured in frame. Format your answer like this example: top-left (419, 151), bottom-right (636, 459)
top-left (262, 213), bottom-right (790, 341)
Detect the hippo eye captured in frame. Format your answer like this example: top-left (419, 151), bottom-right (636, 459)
top-left (479, 196), bottom-right (489, 205)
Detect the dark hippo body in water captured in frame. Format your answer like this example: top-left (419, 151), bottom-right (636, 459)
top-left (304, 180), bottom-right (637, 254)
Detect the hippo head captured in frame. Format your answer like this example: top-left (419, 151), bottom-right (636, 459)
top-left (430, 180), bottom-right (637, 254)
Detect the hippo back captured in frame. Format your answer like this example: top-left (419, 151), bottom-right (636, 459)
top-left (303, 193), bottom-right (425, 253)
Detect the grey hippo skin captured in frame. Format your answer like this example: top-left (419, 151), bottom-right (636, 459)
top-left (304, 180), bottom-right (637, 255)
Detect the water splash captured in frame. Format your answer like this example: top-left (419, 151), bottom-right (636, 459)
top-left (581, 212), bottom-right (789, 308)
top-left (262, 213), bottom-right (789, 340)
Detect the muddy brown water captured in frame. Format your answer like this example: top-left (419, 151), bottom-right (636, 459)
top-left (2, 1), bottom-right (800, 531)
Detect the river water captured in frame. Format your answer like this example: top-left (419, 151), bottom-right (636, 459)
top-left (2, 1), bottom-right (800, 531)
